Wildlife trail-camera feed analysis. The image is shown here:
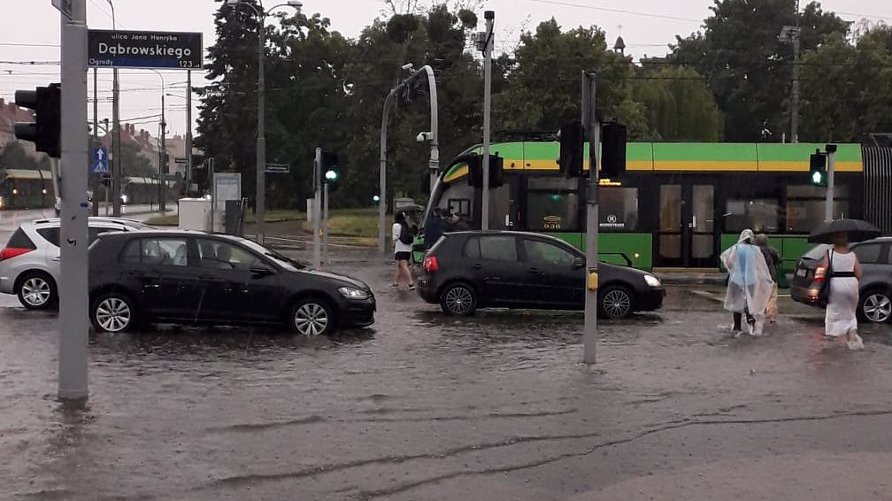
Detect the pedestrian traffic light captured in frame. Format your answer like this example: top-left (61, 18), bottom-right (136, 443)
top-left (559, 119), bottom-right (584, 177)
top-left (372, 194), bottom-right (380, 205)
top-left (467, 153), bottom-right (504, 188)
top-left (321, 151), bottom-right (339, 190)
top-left (601, 121), bottom-right (627, 179)
top-left (101, 173), bottom-right (111, 187)
top-left (14, 83), bottom-right (61, 158)
top-left (809, 150), bottom-right (827, 186)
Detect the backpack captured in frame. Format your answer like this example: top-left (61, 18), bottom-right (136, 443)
top-left (398, 223), bottom-right (414, 245)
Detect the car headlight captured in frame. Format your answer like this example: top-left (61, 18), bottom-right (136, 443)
top-left (338, 287), bottom-right (370, 300)
top-left (644, 274), bottom-right (662, 287)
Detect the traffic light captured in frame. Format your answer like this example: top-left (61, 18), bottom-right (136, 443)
top-left (372, 194), bottom-right (381, 205)
top-left (601, 121), bottom-right (627, 179)
top-left (14, 83), bottom-right (61, 158)
top-left (809, 150), bottom-right (827, 186)
top-left (467, 153), bottom-right (504, 188)
top-left (559, 119), bottom-right (584, 177)
top-left (321, 151), bottom-right (339, 190)
top-left (101, 173), bottom-right (111, 187)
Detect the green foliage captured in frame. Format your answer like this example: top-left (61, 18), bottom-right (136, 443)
top-left (0, 141), bottom-right (46, 171)
top-left (633, 66), bottom-right (723, 141)
top-left (120, 142), bottom-right (155, 178)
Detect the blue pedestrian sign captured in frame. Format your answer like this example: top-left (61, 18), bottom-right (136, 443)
top-left (92, 146), bottom-right (109, 173)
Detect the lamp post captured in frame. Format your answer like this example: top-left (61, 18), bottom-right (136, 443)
top-left (223, 0), bottom-right (303, 245)
top-left (106, 0), bottom-right (122, 217)
top-left (149, 69), bottom-right (166, 212)
top-left (166, 91), bottom-right (192, 191)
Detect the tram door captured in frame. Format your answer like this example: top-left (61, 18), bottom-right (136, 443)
top-left (656, 182), bottom-right (716, 268)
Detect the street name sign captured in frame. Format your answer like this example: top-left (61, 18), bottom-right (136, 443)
top-left (87, 30), bottom-right (203, 70)
top-left (266, 163), bottom-right (290, 174)
top-left (174, 157), bottom-right (188, 164)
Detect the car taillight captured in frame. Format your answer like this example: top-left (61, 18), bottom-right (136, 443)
top-left (0, 247), bottom-right (33, 262)
top-left (814, 266), bottom-right (827, 282)
top-left (423, 255), bottom-right (439, 273)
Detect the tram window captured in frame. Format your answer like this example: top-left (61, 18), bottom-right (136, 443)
top-left (786, 200), bottom-right (849, 232)
top-left (725, 199), bottom-right (779, 233)
top-left (599, 188), bottom-right (639, 232)
top-left (527, 192), bottom-right (580, 232)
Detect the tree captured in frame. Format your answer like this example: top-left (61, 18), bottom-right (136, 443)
top-left (493, 19), bottom-right (645, 137)
top-left (119, 142), bottom-right (154, 178)
top-left (672, 0), bottom-right (849, 141)
top-left (0, 141), bottom-right (45, 171)
top-left (632, 66), bottom-right (723, 141)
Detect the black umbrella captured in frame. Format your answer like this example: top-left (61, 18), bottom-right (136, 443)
top-left (807, 218), bottom-right (882, 243)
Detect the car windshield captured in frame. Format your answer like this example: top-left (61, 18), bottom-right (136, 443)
top-left (802, 244), bottom-right (831, 261)
top-left (236, 238), bottom-right (305, 271)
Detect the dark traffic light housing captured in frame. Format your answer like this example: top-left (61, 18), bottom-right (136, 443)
top-left (809, 149), bottom-right (827, 186)
top-left (601, 121), bottom-right (627, 179)
top-left (559, 119), bottom-right (584, 177)
top-left (321, 151), bottom-right (340, 190)
top-left (14, 83), bottom-right (61, 158)
top-left (466, 153), bottom-right (504, 188)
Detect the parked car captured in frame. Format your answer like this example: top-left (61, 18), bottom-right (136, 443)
top-left (416, 231), bottom-right (665, 318)
top-left (0, 217), bottom-right (152, 310)
top-left (791, 237), bottom-right (892, 323)
top-left (87, 230), bottom-right (375, 336)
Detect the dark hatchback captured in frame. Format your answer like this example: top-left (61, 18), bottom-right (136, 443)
top-left (416, 231), bottom-right (665, 318)
top-left (88, 231), bottom-right (375, 336)
top-left (791, 237), bottom-right (892, 324)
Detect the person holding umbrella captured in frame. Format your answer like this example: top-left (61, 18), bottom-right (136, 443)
top-left (809, 219), bottom-right (881, 350)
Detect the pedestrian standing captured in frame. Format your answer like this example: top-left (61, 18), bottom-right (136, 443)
top-left (391, 212), bottom-right (415, 290)
top-left (819, 232), bottom-right (864, 350)
top-left (424, 207), bottom-right (445, 250)
top-left (755, 233), bottom-right (780, 323)
top-left (720, 229), bottom-right (773, 337)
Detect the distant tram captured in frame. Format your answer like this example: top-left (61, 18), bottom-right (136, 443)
top-left (0, 169), bottom-right (54, 210)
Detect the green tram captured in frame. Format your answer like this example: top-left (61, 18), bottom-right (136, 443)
top-left (415, 142), bottom-right (880, 274)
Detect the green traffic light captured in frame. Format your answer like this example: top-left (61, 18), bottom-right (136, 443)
top-left (372, 195), bottom-right (380, 202)
top-left (325, 169), bottom-right (338, 181)
top-left (811, 171), bottom-right (823, 185)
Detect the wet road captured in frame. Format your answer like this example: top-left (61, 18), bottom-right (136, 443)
top-left (2, 248), bottom-right (892, 500)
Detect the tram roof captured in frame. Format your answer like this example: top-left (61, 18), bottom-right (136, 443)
top-left (0, 169), bottom-right (52, 180)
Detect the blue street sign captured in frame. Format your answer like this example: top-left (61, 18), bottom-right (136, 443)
top-left (92, 146), bottom-right (109, 173)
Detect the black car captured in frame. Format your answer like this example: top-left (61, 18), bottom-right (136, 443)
top-left (416, 231), bottom-right (665, 318)
top-left (88, 231), bottom-right (375, 336)
top-left (791, 237), bottom-right (892, 323)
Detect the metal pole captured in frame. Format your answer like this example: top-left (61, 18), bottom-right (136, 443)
top-left (582, 71), bottom-right (600, 365)
top-left (91, 67), bottom-right (98, 216)
top-left (379, 90), bottom-right (395, 255)
top-left (481, 11), bottom-right (494, 230)
top-left (323, 182), bottom-right (329, 267)
top-left (186, 70), bottom-right (193, 194)
top-left (423, 65), bottom-right (440, 192)
top-left (58, 0), bottom-right (89, 401)
top-left (313, 147), bottom-right (322, 269)
top-left (791, 28), bottom-right (800, 143)
top-left (159, 81), bottom-right (166, 212)
top-left (107, 0), bottom-right (121, 217)
top-left (256, 11), bottom-right (267, 245)
top-left (825, 144), bottom-right (836, 222)
top-left (50, 158), bottom-right (61, 216)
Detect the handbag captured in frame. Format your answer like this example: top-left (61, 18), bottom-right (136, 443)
top-left (817, 250), bottom-right (833, 307)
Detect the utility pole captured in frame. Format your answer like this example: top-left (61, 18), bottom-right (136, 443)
top-left (825, 144), bottom-right (836, 222)
top-left (379, 90), bottom-right (394, 256)
top-left (107, 0), bottom-right (121, 217)
top-left (185, 70), bottom-right (193, 194)
top-left (480, 11), bottom-right (495, 230)
top-left (313, 147), bottom-right (322, 269)
top-left (91, 67), bottom-right (98, 216)
top-left (160, 90), bottom-right (166, 212)
top-left (255, 11), bottom-right (267, 245)
top-left (791, 27), bottom-right (800, 143)
top-left (323, 181), bottom-right (330, 267)
top-left (582, 72), bottom-right (600, 365)
top-left (58, 0), bottom-right (90, 401)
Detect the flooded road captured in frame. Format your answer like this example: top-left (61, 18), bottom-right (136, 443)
top-left (2, 249), bottom-right (891, 500)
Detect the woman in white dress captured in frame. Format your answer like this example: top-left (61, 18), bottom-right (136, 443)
top-left (819, 232), bottom-right (864, 350)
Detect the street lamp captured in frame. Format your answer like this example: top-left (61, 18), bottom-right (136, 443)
top-left (224, 0), bottom-right (303, 244)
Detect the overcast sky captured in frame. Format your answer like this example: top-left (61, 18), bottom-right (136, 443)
top-left (1, 0), bottom-right (889, 136)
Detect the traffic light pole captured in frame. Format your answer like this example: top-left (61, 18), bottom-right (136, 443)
top-left (58, 0), bottom-right (90, 401)
top-left (313, 147), bottom-right (322, 270)
top-left (323, 182), bottom-right (330, 267)
top-left (91, 68), bottom-right (99, 216)
top-left (582, 71), bottom-right (599, 365)
top-left (825, 144), bottom-right (836, 222)
top-left (480, 11), bottom-right (494, 231)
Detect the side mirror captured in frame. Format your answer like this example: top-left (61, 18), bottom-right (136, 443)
top-left (573, 256), bottom-right (585, 269)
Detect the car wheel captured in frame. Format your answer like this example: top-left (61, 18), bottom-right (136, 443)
top-left (440, 282), bottom-right (477, 316)
top-left (290, 298), bottom-right (335, 337)
top-left (859, 290), bottom-right (892, 324)
top-left (91, 292), bottom-right (138, 333)
top-left (16, 272), bottom-right (57, 310)
top-left (600, 285), bottom-right (635, 319)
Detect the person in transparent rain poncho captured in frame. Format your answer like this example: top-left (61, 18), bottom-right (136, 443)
top-left (721, 229), bottom-right (774, 337)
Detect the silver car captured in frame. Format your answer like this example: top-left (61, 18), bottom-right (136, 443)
top-left (0, 217), bottom-right (151, 309)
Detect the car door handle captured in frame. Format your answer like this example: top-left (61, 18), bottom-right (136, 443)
top-left (528, 267), bottom-right (540, 273)
top-left (472, 263), bottom-right (483, 270)
top-left (51, 256), bottom-right (61, 262)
